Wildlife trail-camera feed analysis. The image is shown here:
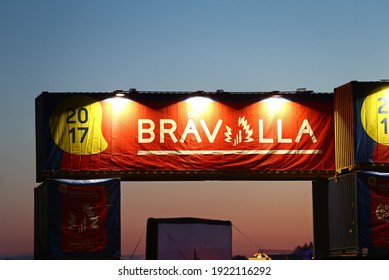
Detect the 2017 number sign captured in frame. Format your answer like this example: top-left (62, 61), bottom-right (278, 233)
top-left (67, 107), bottom-right (89, 143)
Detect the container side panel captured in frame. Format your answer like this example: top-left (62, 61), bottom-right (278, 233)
top-left (334, 82), bottom-right (355, 172)
top-left (328, 173), bottom-right (357, 255)
top-left (35, 95), bottom-right (44, 182)
top-left (34, 185), bottom-right (41, 259)
top-left (311, 180), bottom-right (329, 259)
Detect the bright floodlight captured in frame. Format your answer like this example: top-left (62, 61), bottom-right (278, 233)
top-left (263, 96), bottom-right (290, 112)
top-left (104, 96), bottom-right (132, 112)
top-left (185, 96), bottom-right (214, 117)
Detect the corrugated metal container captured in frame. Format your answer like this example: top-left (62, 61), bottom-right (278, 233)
top-left (313, 171), bottom-right (389, 258)
top-left (328, 173), bottom-right (358, 256)
top-left (35, 90), bottom-right (335, 182)
top-left (334, 81), bottom-right (389, 172)
top-left (311, 179), bottom-right (329, 259)
top-left (34, 178), bottom-right (121, 259)
top-left (334, 82), bottom-right (354, 172)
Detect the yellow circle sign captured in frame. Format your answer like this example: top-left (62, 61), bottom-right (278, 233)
top-left (361, 87), bottom-right (389, 146)
top-left (49, 95), bottom-right (108, 155)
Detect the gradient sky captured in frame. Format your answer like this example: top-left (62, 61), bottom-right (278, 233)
top-left (1, 0), bottom-right (389, 258)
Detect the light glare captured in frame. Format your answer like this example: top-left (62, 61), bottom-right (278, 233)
top-left (104, 97), bottom-right (132, 112)
top-left (263, 96), bottom-right (289, 112)
top-left (185, 96), bottom-right (214, 116)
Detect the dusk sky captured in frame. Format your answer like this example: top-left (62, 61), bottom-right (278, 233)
top-left (1, 0), bottom-right (389, 258)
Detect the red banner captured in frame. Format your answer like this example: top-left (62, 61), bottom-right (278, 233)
top-left (370, 177), bottom-right (389, 247)
top-left (60, 185), bottom-right (108, 252)
top-left (38, 93), bottom-right (335, 179)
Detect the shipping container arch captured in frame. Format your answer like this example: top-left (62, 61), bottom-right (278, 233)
top-left (35, 81), bottom-right (389, 259)
top-left (36, 90), bottom-right (335, 182)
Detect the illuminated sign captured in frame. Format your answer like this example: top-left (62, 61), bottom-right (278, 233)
top-left (360, 87), bottom-right (389, 145)
top-left (36, 91), bottom-right (335, 181)
top-left (354, 85), bottom-right (389, 164)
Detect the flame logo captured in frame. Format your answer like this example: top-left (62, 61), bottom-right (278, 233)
top-left (224, 116), bottom-right (254, 146)
top-left (376, 203), bottom-right (389, 223)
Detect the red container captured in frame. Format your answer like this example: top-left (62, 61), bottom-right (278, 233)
top-left (34, 178), bottom-right (121, 259)
top-left (36, 90), bottom-right (335, 181)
